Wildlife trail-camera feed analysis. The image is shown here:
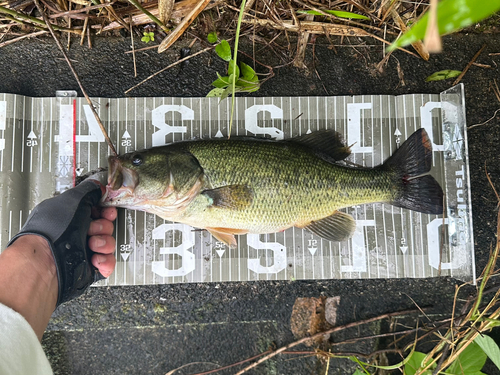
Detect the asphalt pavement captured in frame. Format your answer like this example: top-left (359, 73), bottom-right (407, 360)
top-left (1, 31), bottom-right (500, 374)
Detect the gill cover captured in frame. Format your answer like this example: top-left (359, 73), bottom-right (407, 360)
top-left (102, 148), bottom-right (205, 215)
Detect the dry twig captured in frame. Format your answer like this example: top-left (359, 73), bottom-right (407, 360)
top-left (32, 0), bottom-right (117, 156)
top-left (158, 0), bottom-right (174, 24)
top-left (453, 44), bottom-right (487, 86)
top-left (0, 30), bottom-right (46, 48)
top-left (129, 16), bottom-right (137, 77)
top-left (468, 108), bottom-right (500, 130)
top-left (157, 0), bottom-right (211, 53)
top-left (242, 17), bottom-right (418, 57)
top-left (125, 45), bottom-right (214, 93)
top-left (234, 308), bottom-right (423, 375)
top-left (390, 6), bottom-right (428, 60)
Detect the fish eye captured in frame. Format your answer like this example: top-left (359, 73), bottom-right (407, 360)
top-left (131, 154), bottom-right (143, 166)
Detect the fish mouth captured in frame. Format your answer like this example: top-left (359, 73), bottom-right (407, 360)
top-left (100, 156), bottom-right (139, 206)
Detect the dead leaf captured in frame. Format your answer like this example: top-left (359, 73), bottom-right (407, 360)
top-left (290, 297), bottom-right (331, 346)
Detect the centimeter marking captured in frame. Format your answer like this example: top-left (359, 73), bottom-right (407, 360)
top-left (0, 94), bottom-right (470, 286)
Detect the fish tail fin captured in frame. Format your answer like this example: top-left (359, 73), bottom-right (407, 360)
top-left (383, 128), bottom-right (444, 215)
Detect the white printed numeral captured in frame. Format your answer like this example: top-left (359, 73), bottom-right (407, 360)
top-left (427, 218), bottom-right (452, 270)
top-left (308, 239), bottom-right (318, 255)
top-left (27, 130), bottom-right (37, 147)
top-left (55, 104), bottom-right (74, 157)
top-left (341, 220), bottom-right (375, 273)
top-left (120, 244), bottom-right (132, 261)
top-left (0, 101), bottom-right (6, 151)
top-left (121, 130), bottom-right (132, 147)
top-left (420, 102), bottom-right (444, 152)
top-left (214, 241), bottom-right (226, 257)
top-left (77, 105), bottom-right (105, 143)
top-left (347, 103), bottom-right (373, 154)
top-left (151, 223), bottom-right (196, 277)
top-left (152, 105), bottom-right (192, 147)
top-left (245, 105), bottom-right (284, 140)
top-left (55, 104), bottom-right (104, 150)
top-left (247, 234), bottom-right (286, 274)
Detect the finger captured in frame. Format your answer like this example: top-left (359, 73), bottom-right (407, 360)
top-left (100, 207), bottom-right (117, 221)
top-left (88, 218), bottom-right (115, 236)
top-left (91, 253), bottom-right (116, 278)
top-left (88, 235), bottom-right (116, 254)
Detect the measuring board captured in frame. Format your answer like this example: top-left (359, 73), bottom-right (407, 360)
top-left (0, 85), bottom-right (474, 285)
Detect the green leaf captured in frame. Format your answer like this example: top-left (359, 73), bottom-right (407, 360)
top-left (227, 73), bottom-right (237, 85)
top-left (327, 10), bottom-right (369, 20)
top-left (228, 59), bottom-right (240, 78)
top-left (446, 342), bottom-right (487, 375)
top-left (237, 62), bottom-right (259, 92)
top-left (388, 0), bottom-right (500, 51)
top-left (206, 87), bottom-right (225, 97)
top-left (425, 70), bottom-right (462, 82)
top-left (352, 370), bottom-right (365, 375)
top-left (207, 31), bottom-right (218, 44)
top-left (220, 86), bottom-right (233, 101)
top-left (297, 9), bottom-right (369, 20)
top-left (404, 351), bottom-right (434, 375)
top-left (141, 36), bottom-right (149, 43)
top-left (240, 61), bottom-right (257, 81)
top-left (212, 74), bottom-right (230, 88)
top-left (235, 79), bottom-right (259, 92)
top-left (215, 40), bottom-right (232, 61)
top-left (475, 334), bottom-right (500, 372)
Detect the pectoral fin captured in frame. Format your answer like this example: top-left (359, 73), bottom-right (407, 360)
top-left (202, 185), bottom-right (253, 210)
top-left (207, 227), bottom-right (248, 248)
top-left (304, 211), bottom-right (356, 242)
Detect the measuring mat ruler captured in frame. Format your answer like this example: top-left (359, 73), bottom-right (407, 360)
top-left (0, 85), bottom-right (475, 285)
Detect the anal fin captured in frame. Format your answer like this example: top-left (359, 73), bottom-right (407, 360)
top-left (304, 211), bottom-right (356, 242)
top-left (207, 227), bottom-right (248, 248)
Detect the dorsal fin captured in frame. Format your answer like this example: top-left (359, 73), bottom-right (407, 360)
top-left (288, 130), bottom-right (351, 161)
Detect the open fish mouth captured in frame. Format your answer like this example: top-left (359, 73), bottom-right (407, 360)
top-left (101, 156), bottom-right (139, 205)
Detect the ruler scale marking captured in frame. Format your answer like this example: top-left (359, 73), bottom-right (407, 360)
top-left (0, 93), bottom-right (473, 284)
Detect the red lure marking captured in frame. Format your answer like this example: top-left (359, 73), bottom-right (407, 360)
top-left (402, 174), bottom-right (410, 185)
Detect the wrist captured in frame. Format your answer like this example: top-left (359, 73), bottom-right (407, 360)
top-left (5, 235), bottom-right (58, 292)
top-left (0, 234), bottom-right (58, 340)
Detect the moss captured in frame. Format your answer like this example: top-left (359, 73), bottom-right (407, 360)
top-left (121, 303), bottom-right (132, 314)
top-left (154, 303), bottom-right (167, 314)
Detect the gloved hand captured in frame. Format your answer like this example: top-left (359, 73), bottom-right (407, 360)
top-left (7, 179), bottom-right (114, 306)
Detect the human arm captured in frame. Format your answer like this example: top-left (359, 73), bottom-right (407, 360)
top-left (0, 180), bottom-right (117, 340)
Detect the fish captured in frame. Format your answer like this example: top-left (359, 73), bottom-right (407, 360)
top-left (101, 128), bottom-right (443, 247)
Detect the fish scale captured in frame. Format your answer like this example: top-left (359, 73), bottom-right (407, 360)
top-left (103, 129), bottom-right (443, 246)
top-left (177, 139), bottom-right (395, 233)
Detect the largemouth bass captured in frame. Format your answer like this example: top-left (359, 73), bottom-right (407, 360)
top-left (101, 129), bottom-right (443, 247)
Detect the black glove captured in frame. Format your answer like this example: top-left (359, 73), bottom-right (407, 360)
top-left (8, 179), bottom-right (106, 306)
